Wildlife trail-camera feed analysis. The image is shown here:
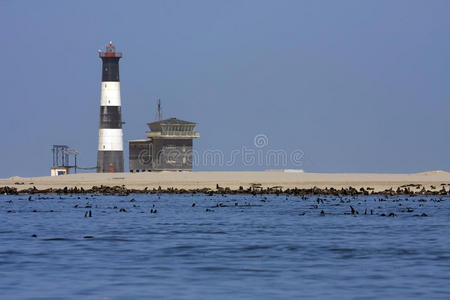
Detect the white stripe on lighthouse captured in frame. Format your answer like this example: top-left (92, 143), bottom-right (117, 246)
top-left (100, 82), bottom-right (121, 106)
top-left (98, 128), bottom-right (123, 151)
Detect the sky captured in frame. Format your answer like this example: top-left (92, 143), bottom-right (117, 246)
top-left (0, 0), bottom-right (449, 177)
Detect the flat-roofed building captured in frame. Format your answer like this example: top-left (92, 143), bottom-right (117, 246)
top-left (129, 118), bottom-right (199, 172)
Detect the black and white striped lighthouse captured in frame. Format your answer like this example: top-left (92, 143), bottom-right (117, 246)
top-left (97, 42), bottom-right (124, 173)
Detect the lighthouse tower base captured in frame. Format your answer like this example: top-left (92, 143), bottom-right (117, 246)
top-left (97, 151), bottom-right (124, 173)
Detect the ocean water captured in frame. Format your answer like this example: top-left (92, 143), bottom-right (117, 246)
top-left (1, 193), bottom-right (449, 299)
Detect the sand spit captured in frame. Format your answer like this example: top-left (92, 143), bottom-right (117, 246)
top-left (0, 171), bottom-right (449, 195)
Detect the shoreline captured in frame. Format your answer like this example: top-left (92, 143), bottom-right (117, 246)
top-left (1, 171), bottom-right (449, 195)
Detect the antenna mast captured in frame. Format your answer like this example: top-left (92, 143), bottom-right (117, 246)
top-left (157, 98), bottom-right (162, 121)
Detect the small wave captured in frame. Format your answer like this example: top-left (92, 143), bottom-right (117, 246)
top-left (241, 245), bottom-right (274, 251)
top-left (196, 266), bottom-right (231, 272)
top-left (329, 248), bottom-right (356, 252)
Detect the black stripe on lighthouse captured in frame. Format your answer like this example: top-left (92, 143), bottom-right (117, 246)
top-left (97, 151), bottom-right (124, 173)
top-left (99, 106), bottom-right (122, 129)
top-left (102, 57), bottom-right (120, 82)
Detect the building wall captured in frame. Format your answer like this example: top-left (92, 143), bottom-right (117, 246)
top-left (129, 140), bottom-right (152, 172)
top-left (152, 139), bottom-right (193, 171)
top-left (129, 138), bottom-right (194, 172)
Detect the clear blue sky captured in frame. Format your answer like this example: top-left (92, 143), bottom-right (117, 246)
top-left (0, 0), bottom-right (449, 177)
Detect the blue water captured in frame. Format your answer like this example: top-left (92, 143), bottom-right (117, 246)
top-left (1, 193), bottom-right (449, 299)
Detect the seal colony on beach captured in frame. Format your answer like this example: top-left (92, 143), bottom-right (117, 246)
top-left (0, 171), bottom-right (449, 195)
top-left (0, 181), bottom-right (448, 196)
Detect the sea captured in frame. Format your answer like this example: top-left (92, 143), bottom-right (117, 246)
top-left (1, 193), bottom-right (449, 299)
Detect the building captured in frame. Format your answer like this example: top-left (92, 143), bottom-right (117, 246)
top-left (129, 118), bottom-right (199, 172)
top-left (51, 166), bottom-right (70, 176)
top-left (97, 42), bottom-right (124, 173)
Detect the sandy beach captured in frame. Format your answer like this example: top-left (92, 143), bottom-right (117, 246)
top-left (1, 170), bottom-right (449, 192)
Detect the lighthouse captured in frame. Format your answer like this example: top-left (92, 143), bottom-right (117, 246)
top-left (97, 42), bottom-right (124, 173)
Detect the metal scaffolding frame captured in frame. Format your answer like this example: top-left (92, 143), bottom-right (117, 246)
top-left (51, 145), bottom-right (79, 173)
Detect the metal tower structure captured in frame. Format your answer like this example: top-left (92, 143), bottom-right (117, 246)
top-left (52, 145), bottom-right (79, 173)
